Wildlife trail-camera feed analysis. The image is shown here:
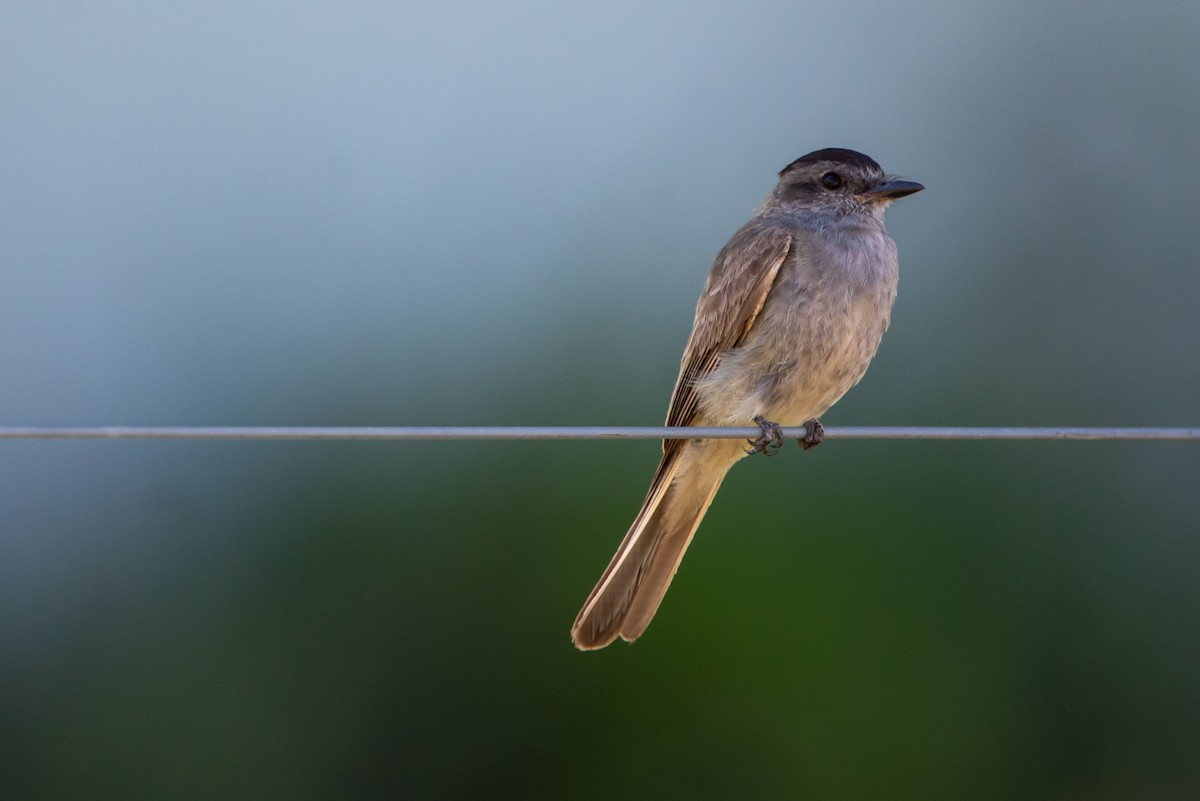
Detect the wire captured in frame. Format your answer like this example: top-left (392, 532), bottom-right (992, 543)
top-left (0, 426), bottom-right (1196, 441)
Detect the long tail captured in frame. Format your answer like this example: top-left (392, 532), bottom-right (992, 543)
top-left (571, 441), bottom-right (739, 649)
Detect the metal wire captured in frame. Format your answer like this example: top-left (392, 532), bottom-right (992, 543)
top-left (0, 426), bottom-right (1196, 441)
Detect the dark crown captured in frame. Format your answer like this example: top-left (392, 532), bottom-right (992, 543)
top-left (779, 148), bottom-right (882, 177)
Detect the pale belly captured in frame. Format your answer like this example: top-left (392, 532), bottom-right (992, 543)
top-left (693, 283), bottom-right (894, 427)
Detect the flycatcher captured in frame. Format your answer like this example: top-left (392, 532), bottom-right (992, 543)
top-left (572, 148), bottom-right (923, 650)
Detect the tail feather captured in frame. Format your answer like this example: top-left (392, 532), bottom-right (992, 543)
top-left (571, 442), bottom-right (737, 649)
top-left (617, 476), bottom-right (724, 642)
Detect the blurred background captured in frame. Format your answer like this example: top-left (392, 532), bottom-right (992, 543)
top-left (2, 1), bottom-right (1199, 798)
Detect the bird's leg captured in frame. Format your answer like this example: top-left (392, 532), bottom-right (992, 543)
top-left (747, 415), bottom-right (785, 456)
top-left (799, 418), bottom-right (824, 451)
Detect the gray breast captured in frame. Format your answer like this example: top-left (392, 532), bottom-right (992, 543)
top-left (695, 220), bottom-right (899, 426)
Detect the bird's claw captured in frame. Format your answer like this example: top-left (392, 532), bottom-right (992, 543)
top-left (746, 415), bottom-right (785, 456)
top-left (799, 419), bottom-right (824, 451)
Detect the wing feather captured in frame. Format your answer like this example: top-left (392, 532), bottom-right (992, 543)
top-left (663, 224), bottom-right (793, 441)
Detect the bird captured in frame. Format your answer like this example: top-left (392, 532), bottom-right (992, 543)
top-left (571, 148), bottom-right (923, 650)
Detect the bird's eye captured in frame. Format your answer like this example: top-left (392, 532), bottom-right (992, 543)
top-left (820, 172), bottom-right (843, 190)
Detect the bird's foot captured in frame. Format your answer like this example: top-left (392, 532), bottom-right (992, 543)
top-left (799, 418), bottom-right (824, 451)
top-left (747, 415), bottom-right (785, 456)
